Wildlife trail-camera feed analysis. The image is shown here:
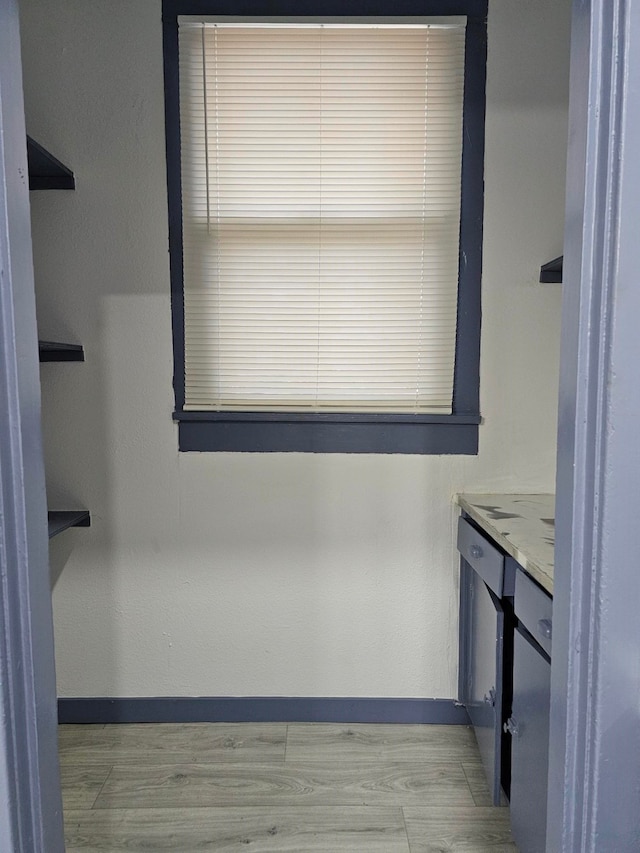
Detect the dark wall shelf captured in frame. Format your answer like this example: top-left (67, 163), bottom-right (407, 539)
top-left (540, 256), bottom-right (563, 283)
top-left (38, 341), bottom-right (84, 362)
top-left (27, 136), bottom-right (75, 190)
top-left (32, 138), bottom-right (90, 545)
top-left (48, 510), bottom-right (90, 539)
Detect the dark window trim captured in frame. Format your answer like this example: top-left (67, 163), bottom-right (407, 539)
top-left (162, 0), bottom-right (487, 453)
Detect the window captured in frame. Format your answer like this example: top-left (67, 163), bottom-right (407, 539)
top-left (163, 1), bottom-right (487, 453)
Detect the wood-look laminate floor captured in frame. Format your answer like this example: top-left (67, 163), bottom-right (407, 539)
top-left (59, 722), bottom-right (518, 852)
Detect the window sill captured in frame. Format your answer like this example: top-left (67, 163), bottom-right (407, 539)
top-left (173, 411), bottom-right (480, 454)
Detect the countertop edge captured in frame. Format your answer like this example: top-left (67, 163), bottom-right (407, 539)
top-left (456, 494), bottom-right (554, 595)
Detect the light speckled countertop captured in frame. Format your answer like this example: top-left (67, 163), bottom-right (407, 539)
top-left (456, 494), bottom-right (555, 594)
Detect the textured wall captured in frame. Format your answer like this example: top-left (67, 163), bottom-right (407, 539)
top-left (19, 0), bottom-right (570, 699)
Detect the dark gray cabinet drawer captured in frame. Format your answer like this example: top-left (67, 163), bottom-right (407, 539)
top-left (515, 570), bottom-right (553, 657)
top-left (457, 516), bottom-right (506, 596)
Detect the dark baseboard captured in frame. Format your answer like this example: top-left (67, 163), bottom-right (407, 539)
top-left (58, 696), bottom-right (470, 725)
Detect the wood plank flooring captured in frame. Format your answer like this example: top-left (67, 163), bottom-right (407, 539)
top-left (59, 722), bottom-right (518, 852)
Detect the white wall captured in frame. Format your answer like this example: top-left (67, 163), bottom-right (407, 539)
top-left (19, 0), bottom-right (570, 700)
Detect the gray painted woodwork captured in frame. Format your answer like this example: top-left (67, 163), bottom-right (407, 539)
top-left (550, 0), bottom-right (640, 849)
top-left (457, 516), bottom-right (507, 596)
top-left (509, 629), bottom-right (551, 853)
top-left (513, 570), bottom-right (553, 659)
top-left (57, 696), bottom-right (470, 725)
top-left (458, 558), bottom-right (505, 806)
top-left (0, 1), bottom-right (65, 850)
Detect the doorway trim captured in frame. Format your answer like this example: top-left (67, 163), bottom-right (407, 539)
top-left (0, 1), bottom-right (65, 850)
top-left (549, 0), bottom-right (640, 850)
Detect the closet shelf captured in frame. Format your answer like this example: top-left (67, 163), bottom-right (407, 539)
top-left (33, 137), bottom-right (87, 543)
top-left (38, 341), bottom-right (84, 362)
top-left (540, 255), bottom-right (563, 283)
top-left (27, 136), bottom-right (75, 190)
top-left (48, 510), bottom-right (90, 539)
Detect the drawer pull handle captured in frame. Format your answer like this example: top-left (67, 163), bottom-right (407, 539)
top-left (504, 717), bottom-right (520, 738)
top-left (470, 544), bottom-right (484, 559)
top-left (537, 618), bottom-right (553, 640)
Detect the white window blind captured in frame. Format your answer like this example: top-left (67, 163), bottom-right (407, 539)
top-left (178, 20), bottom-right (466, 413)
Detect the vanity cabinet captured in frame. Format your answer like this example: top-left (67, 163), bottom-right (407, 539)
top-left (456, 496), bottom-right (555, 851)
